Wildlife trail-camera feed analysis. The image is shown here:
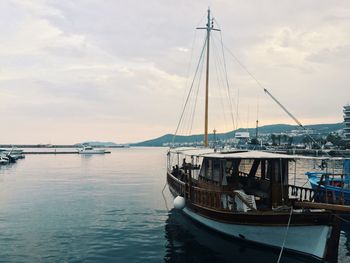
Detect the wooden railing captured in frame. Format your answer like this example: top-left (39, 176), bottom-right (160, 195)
top-left (168, 171), bottom-right (259, 211)
top-left (288, 185), bottom-right (315, 202)
top-left (169, 171), bottom-right (346, 211)
top-left (191, 186), bottom-right (224, 210)
top-left (167, 172), bottom-right (186, 196)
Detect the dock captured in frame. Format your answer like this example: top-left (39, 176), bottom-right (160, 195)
top-left (22, 151), bottom-right (111, 154)
top-left (23, 151), bottom-right (79, 154)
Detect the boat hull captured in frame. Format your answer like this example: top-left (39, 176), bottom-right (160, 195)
top-left (182, 206), bottom-right (331, 261)
top-left (307, 172), bottom-right (350, 205)
top-left (167, 171), bottom-right (340, 262)
top-left (79, 149), bottom-right (106, 154)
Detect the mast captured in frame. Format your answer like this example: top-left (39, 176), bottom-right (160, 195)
top-left (197, 8), bottom-right (220, 147)
top-left (204, 9), bottom-right (211, 147)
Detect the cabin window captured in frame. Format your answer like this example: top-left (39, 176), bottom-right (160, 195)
top-left (221, 160), bottom-right (232, 185)
top-left (206, 159), bottom-right (212, 179)
top-left (199, 158), bottom-right (222, 182)
top-left (212, 159), bottom-right (221, 182)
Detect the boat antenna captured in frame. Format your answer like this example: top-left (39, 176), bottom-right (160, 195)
top-left (197, 8), bottom-right (220, 147)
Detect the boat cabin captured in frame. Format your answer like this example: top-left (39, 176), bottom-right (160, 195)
top-left (167, 148), bottom-right (311, 212)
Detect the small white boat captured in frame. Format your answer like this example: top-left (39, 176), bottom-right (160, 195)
top-left (78, 145), bottom-right (106, 154)
top-left (0, 155), bottom-right (9, 165)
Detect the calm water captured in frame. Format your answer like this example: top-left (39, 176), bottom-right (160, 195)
top-left (0, 147), bottom-right (349, 263)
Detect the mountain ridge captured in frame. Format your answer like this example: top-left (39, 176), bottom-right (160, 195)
top-left (131, 122), bottom-right (345, 147)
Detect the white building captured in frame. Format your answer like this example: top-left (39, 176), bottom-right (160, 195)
top-left (344, 105), bottom-right (350, 141)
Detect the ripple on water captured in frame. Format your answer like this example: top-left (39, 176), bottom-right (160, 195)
top-left (0, 148), bottom-right (349, 263)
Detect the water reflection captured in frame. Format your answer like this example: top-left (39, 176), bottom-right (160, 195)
top-left (164, 209), bottom-right (320, 263)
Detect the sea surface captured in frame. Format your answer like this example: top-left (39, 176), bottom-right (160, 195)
top-left (0, 147), bottom-right (349, 263)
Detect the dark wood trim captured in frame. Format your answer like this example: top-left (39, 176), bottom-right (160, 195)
top-left (324, 214), bottom-right (341, 263)
top-left (187, 202), bottom-right (335, 226)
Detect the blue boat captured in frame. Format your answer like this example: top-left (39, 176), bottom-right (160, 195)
top-left (306, 159), bottom-right (350, 205)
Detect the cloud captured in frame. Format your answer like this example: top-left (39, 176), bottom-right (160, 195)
top-left (0, 0), bottom-right (350, 143)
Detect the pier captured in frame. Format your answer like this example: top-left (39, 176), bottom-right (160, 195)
top-left (22, 150), bottom-right (111, 154)
top-left (23, 151), bottom-right (79, 154)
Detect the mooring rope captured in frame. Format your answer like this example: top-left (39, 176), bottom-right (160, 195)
top-left (277, 206), bottom-right (293, 263)
top-left (161, 181), bottom-right (169, 212)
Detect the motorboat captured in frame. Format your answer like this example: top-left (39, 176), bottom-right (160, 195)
top-left (78, 145), bottom-right (106, 154)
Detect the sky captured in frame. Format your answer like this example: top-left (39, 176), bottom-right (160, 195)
top-left (0, 0), bottom-right (349, 144)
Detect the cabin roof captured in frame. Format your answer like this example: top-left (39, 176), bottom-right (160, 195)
top-left (169, 147), bottom-right (215, 156)
top-left (169, 147), bottom-right (306, 159)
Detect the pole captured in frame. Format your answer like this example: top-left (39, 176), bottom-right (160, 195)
top-left (204, 9), bottom-right (211, 147)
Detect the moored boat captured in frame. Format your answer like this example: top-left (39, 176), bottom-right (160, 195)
top-left (78, 145), bottom-right (106, 154)
top-left (0, 155), bottom-right (9, 165)
top-left (166, 9), bottom-right (346, 262)
top-left (306, 159), bottom-right (350, 205)
top-left (167, 148), bottom-right (343, 262)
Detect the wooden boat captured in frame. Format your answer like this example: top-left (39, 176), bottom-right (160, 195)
top-left (306, 159), bottom-right (350, 205)
top-left (165, 208), bottom-right (314, 263)
top-left (167, 148), bottom-right (344, 262)
top-left (166, 9), bottom-right (346, 262)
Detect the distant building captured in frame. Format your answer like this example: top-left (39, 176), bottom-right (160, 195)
top-left (344, 105), bottom-right (350, 141)
top-left (289, 129), bottom-right (316, 135)
top-left (235, 132), bottom-right (250, 139)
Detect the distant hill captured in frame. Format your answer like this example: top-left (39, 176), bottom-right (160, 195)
top-left (131, 123), bottom-right (345, 147)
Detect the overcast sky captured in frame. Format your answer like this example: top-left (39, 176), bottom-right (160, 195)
top-left (0, 0), bottom-right (349, 144)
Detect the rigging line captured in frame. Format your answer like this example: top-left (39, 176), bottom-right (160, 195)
top-left (221, 43), bottom-right (329, 152)
top-left (185, 47), bottom-right (205, 136)
top-left (212, 34), bottom-right (243, 132)
top-left (214, 45), bottom-right (229, 132)
top-left (218, 30), bottom-right (236, 133)
top-left (181, 29), bottom-right (198, 109)
top-left (211, 38), bottom-right (229, 132)
top-left (172, 36), bottom-right (208, 146)
top-left (189, 48), bottom-right (205, 135)
top-left (177, 30), bottom-right (198, 137)
top-left (211, 35), bottom-right (237, 131)
top-left (213, 38), bottom-right (243, 136)
top-left (196, 12), bottom-right (208, 28)
top-left (212, 18), bottom-right (237, 131)
top-left (178, 30), bottom-right (205, 138)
